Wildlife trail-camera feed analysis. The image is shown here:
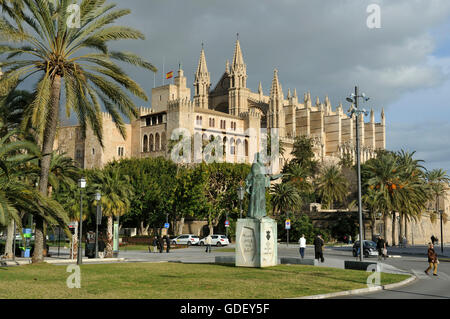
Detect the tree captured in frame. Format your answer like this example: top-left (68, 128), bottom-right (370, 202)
top-left (0, 0), bottom-right (156, 262)
top-left (426, 168), bottom-right (450, 226)
top-left (203, 163), bottom-right (250, 235)
top-left (315, 165), bottom-right (349, 209)
top-left (270, 182), bottom-right (301, 218)
top-left (289, 135), bottom-right (319, 175)
top-left (88, 167), bottom-right (133, 257)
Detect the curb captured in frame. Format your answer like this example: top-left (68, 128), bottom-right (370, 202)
top-left (45, 258), bottom-right (126, 265)
top-left (294, 275), bottom-right (417, 299)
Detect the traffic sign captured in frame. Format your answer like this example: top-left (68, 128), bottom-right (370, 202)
top-left (285, 219), bottom-right (291, 230)
top-left (225, 220), bottom-right (230, 228)
top-left (164, 223), bottom-right (170, 229)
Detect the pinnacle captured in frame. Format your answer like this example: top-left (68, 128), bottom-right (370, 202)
top-left (232, 39), bottom-right (245, 70)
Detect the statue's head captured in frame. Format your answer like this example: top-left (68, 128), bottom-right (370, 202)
top-left (254, 152), bottom-right (264, 164)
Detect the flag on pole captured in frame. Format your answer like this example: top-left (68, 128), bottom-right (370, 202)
top-left (166, 71), bottom-right (174, 79)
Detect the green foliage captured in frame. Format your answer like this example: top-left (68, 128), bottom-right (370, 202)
top-left (330, 214), bottom-right (359, 242)
top-left (289, 135), bottom-right (318, 175)
top-left (315, 165), bottom-right (349, 209)
top-left (277, 214), bottom-right (330, 244)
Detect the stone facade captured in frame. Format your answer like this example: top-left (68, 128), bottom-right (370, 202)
top-left (55, 39), bottom-right (386, 171)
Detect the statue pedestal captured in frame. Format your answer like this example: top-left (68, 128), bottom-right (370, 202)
top-left (235, 217), bottom-right (278, 268)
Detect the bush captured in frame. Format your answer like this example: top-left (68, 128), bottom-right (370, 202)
top-left (277, 214), bottom-right (330, 244)
top-left (330, 213), bottom-right (359, 242)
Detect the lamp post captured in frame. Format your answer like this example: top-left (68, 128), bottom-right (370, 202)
top-left (77, 177), bottom-right (86, 265)
top-left (95, 191), bottom-right (102, 259)
top-left (346, 86), bottom-right (369, 262)
top-left (237, 186), bottom-right (245, 219)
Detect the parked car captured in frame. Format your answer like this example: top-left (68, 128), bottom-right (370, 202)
top-left (352, 240), bottom-right (378, 258)
top-left (171, 234), bottom-right (200, 246)
top-left (199, 235), bottom-right (230, 247)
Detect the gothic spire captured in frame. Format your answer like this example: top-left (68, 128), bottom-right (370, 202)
top-left (270, 69), bottom-right (281, 99)
top-left (195, 46), bottom-right (209, 83)
top-left (232, 38), bottom-right (245, 72)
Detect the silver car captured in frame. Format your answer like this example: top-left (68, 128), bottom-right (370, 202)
top-left (199, 235), bottom-right (230, 247)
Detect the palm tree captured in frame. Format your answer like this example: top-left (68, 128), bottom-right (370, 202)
top-left (88, 167), bottom-right (133, 258)
top-left (315, 165), bottom-right (349, 209)
top-left (426, 168), bottom-right (450, 225)
top-left (395, 150), bottom-right (429, 244)
top-left (282, 163), bottom-right (313, 194)
top-left (0, 0), bottom-right (156, 262)
top-left (270, 182), bottom-right (301, 218)
top-left (362, 152), bottom-right (401, 245)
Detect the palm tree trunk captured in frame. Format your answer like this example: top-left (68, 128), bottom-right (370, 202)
top-left (34, 74), bottom-right (62, 263)
top-left (398, 212), bottom-right (403, 245)
top-left (383, 212), bottom-right (388, 242)
top-left (4, 220), bottom-right (14, 258)
top-left (391, 212), bottom-right (396, 246)
top-left (105, 216), bottom-right (113, 258)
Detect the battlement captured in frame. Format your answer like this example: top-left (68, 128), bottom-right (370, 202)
top-left (138, 106), bottom-right (153, 117)
top-left (240, 108), bottom-right (262, 119)
top-left (168, 97), bottom-right (194, 112)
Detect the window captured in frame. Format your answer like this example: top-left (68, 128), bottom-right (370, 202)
top-left (209, 118), bottom-right (215, 128)
top-left (155, 133), bottom-right (160, 151)
top-left (143, 135), bottom-right (148, 152)
top-left (146, 118), bottom-right (151, 126)
top-left (118, 147), bottom-right (124, 157)
top-left (92, 148), bottom-right (95, 155)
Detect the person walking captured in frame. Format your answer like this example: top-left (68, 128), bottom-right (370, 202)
top-left (377, 236), bottom-right (386, 261)
top-left (158, 236), bottom-right (164, 253)
top-left (152, 236), bottom-right (159, 253)
top-left (298, 234), bottom-right (306, 259)
top-left (205, 234), bottom-right (212, 253)
top-left (425, 243), bottom-right (439, 276)
top-left (314, 234), bottom-right (324, 263)
top-left (165, 235), bottom-right (171, 253)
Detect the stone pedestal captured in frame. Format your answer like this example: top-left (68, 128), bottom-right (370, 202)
top-left (236, 217), bottom-right (278, 268)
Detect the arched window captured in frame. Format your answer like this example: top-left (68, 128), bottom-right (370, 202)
top-left (143, 135), bottom-right (148, 152)
top-left (149, 134), bottom-right (154, 152)
top-left (223, 136), bottom-right (227, 155)
top-left (230, 138), bottom-right (235, 155)
top-left (236, 139), bottom-right (242, 157)
top-left (245, 140), bottom-right (249, 157)
top-left (155, 133), bottom-right (160, 151)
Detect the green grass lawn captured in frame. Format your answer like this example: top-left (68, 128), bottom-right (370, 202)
top-left (0, 262), bottom-right (409, 299)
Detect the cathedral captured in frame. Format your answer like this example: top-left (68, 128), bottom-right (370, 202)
top-left (56, 39), bottom-right (386, 172)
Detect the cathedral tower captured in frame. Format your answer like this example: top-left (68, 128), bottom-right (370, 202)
top-left (193, 45), bottom-right (211, 109)
top-left (229, 37), bottom-right (249, 116)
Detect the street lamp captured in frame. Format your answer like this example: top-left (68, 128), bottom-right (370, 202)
top-left (346, 86), bottom-right (369, 262)
top-left (237, 186), bottom-right (245, 219)
top-left (77, 177), bottom-right (86, 265)
top-left (439, 209), bottom-right (444, 254)
top-left (95, 191), bottom-right (102, 259)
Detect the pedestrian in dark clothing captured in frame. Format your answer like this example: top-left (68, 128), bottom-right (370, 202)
top-left (313, 235), bottom-right (324, 263)
top-left (377, 236), bottom-right (386, 260)
top-left (425, 243), bottom-right (439, 276)
top-left (151, 236), bottom-right (159, 253)
top-left (165, 235), bottom-right (171, 253)
top-left (431, 235), bottom-right (437, 245)
top-left (158, 236), bottom-right (164, 253)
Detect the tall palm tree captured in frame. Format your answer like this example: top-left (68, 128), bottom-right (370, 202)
top-left (395, 150), bottom-right (429, 243)
top-left (270, 182), bottom-right (301, 218)
top-left (362, 152), bottom-right (401, 245)
top-left (88, 167), bottom-right (132, 258)
top-left (315, 165), bottom-right (349, 209)
top-left (282, 163), bottom-right (313, 194)
top-left (0, 0), bottom-right (156, 262)
top-left (426, 168), bottom-right (450, 223)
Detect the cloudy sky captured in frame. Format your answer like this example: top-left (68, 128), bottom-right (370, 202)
top-left (49, 1), bottom-right (450, 172)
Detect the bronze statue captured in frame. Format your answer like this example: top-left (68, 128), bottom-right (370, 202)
top-left (245, 153), bottom-right (282, 219)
